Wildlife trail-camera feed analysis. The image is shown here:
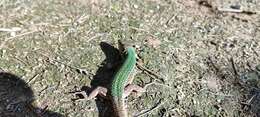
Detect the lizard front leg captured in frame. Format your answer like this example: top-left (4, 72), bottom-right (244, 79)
top-left (74, 86), bottom-right (108, 100)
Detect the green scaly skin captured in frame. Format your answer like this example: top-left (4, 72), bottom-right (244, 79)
top-left (111, 47), bottom-right (136, 117)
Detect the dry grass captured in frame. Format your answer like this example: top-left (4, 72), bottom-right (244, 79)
top-left (0, 0), bottom-right (260, 116)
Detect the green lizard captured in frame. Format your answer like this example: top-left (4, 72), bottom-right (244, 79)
top-left (74, 41), bottom-right (145, 117)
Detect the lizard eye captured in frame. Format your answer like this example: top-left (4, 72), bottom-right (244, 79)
top-left (133, 45), bottom-right (136, 50)
top-left (132, 45), bottom-right (141, 58)
top-left (132, 45), bottom-right (140, 50)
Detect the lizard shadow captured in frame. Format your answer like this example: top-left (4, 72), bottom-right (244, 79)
top-left (0, 72), bottom-right (63, 117)
top-left (78, 42), bottom-right (123, 117)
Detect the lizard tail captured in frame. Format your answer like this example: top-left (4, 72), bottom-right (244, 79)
top-left (113, 98), bottom-right (128, 117)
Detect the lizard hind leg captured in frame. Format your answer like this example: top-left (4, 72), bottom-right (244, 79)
top-left (123, 84), bottom-right (145, 98)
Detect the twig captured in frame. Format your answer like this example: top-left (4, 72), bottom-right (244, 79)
top-left (35, 51), bottom-right (90, 75)
top-left (129, 26), bottom-right (157, 38)
top-left (0, 30), bottom-right (38, 49)
top-left (247, 94), bottom-right (256, 105)
top-left (86, 33), bottom-right (107, 43)
top-left (217, 7), bottom-right (243, 13)
top-left (134, 99), bottom-right (165, 117)
top-left (230, 57), bottom-right (239, 77)
top-left (136, 62), bottom-right (161, 80)
top-left (4, 30), bottom-right (38, 41)
top-left (252, 48), bottom-right (259, 57)
top-left (229, 57), bottom-right (242, 86)
top-left (12, 56), bottom-right (29, 65)
top-left (0, 27), bottom-right (21, 32)
top-left (27, 70), bottom-right (45, 85)
top-left (218, 7), bottom-right (257, 15)
top-left (27, 73), bottom-right (40, 84)
top-left (38, 86), bottom-right (48, 95)
top-left (241, 94), bottom-right (256, 105)
top-left (143, 80), bottom-right (171, 90)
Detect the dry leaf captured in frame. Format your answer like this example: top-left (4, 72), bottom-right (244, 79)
top-left (145, 37), bottom-right (161, 49)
